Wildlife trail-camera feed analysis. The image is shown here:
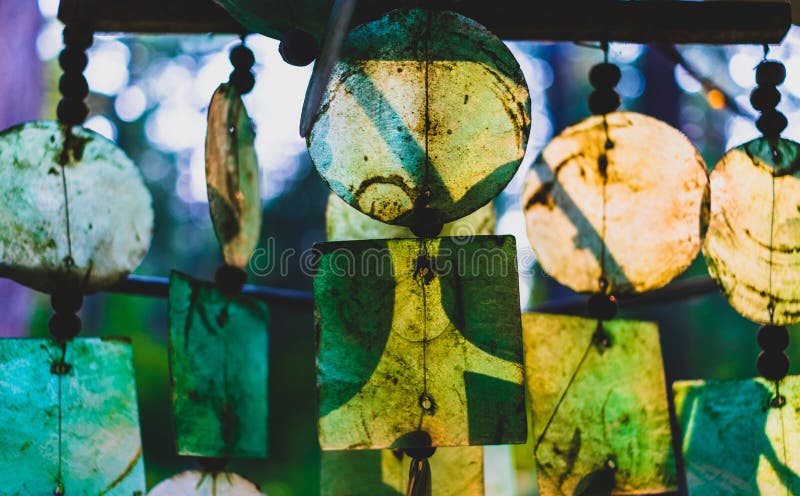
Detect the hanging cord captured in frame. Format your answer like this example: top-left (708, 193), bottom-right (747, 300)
top-left (585, 42), bottom-right (619, 325)
top-left (50, 22), bottom-right (94, 495)
top-left (404, 447), bottom-right (435, 496)
top-left (751, 51), bottom-right (790, 407)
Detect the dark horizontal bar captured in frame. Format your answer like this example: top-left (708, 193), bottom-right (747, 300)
top-left (110, 274), bottom-right (314, 311)
top-left (530, 276), bottom-right (719, 315)
top-left (59, 0), bottom-right (791, 44)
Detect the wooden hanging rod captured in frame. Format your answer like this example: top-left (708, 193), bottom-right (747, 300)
top-left (59, 0), bottom-right (791, 44)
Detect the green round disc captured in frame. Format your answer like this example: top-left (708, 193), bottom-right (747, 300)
top-left (703, 138), bottom-right (800, 325)
top-left (206, 83), bottom-right (262, 269)
top-left (522, 112), bottom-right (709, 295)
top-left (148, 471), bottom-right (264, 495)
top-left (0, 120), bottom-right (153, 294)
top-left (308, 8), bottom-right (530, 228)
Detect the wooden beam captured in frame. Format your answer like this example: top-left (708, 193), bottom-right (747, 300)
top-left (59, 0), bottom-right (790, 44)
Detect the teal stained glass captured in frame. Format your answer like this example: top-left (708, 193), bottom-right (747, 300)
top-left (168, 271), bottom-right (269, 458)
top-left (0, 338), bottom-right (146, 495)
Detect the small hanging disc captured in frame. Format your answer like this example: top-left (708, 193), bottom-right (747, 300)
top-left (522, 112), bottom-right (709, 295)
top-left (147, 470), bottom-right (264, 495)
top-left (325, 193), bottom-right (496, 241)
top-left (0, 121), bottom-right (153, 294)
top-left (307, 8), bottom-right (530, 228)
top-left (206, 84), bottom-right (262, 269)
top-left (703, 137), bottom-right (800, 325)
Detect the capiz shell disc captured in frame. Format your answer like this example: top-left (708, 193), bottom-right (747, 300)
top-left (315, 236), bottom-right (526, 450)
top-left (308, 9), bottom-right (530, 227)
top-left (674, 377), bottom-right (800, 495)
top-left (703, 138), bottom-right (800, 324)
top-left (0, 338), bottom-right (146, 495)
top-left (168, 270), bottom-right (269, 458)
top-left (206, 84), bottom-right (261, 269)
top-left (523, 313), bottom-right (676, 495)
top-left (148, 471), bottom-right (264, 495)
top-left (522, 112), bottom-right (708, 295)
top-left (0, 120), bottom-right (154, 293)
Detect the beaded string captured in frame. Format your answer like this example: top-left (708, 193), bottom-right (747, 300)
top-left (751, 50), bottom-right (789, 406)
top-left (49, 21), bottom-right (94, 496)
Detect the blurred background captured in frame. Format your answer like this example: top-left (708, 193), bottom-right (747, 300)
top-left (2, 1), bottom-right (800, 494)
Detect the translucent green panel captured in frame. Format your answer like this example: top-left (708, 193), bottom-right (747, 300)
top-left (148, 470), bottom-right (264, 495)
top-left (522, 313), bottom-right (676, 495)
top-left (703, 138), bottom-right (800, 324)
top-left (674, 377), bottom-right (800, 495)
top-left (168, 271), bottom-right (269, 458)
top-left (321, 446), bottom-right (484, 495)
top-left (0, 121), bottom-right (153, 293)
top-left (522, 112), bottom-right (708, 295)
top-left (0, 338), bottom-right (146, 495)
top-left (315, 236), bottom-right (526, 450)
top-left (326, 193), bottom-right (496, 241)
top-left (308, 8), bottom-right (530, 227)
top-left (206, 84), bottom-right (261, 269)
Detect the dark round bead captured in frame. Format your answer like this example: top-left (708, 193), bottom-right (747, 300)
top-left (750, 86), bottom-right (781, 112)
top-left (56, 98), bottom-right (89, 126)
top-left (279, 30), bottom-right (319, 67)
top-left (230, 44), bottom-right (255, 70)
top-left (59, 73), bottom-right (89, 100)
top-left (229, 70), bottom-right (255, 95)
top-left (587, 293), bottom-right (618, 321)
top-left (51, 292), bottom-right (84, 314)
top-left (215, 265), bottom-right (247, 294)
top-left (588, 89), bottom-right (620, 115)
top-left (756, 60), bottom-right (786, 86)
top-left (758, 325), bottom-right (789, 351)
top-left (58, 47), bottom-right (88, 72)
top-left (756, 110), bottom-right (788, 139)
top-left (757, 351), bottom-right (790, 381)
top-left (49, 312), bottom-right (82, 340)
top-left (410, 208), bottom-right (443, 238)
top-left (62, 25), bottom-right (93, 50)
top-left (589, 63), bottom-right (621, 89)
top-left (405, 446), bottom-right (436, 459)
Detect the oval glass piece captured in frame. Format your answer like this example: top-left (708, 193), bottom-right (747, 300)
top-left (522, 112), bottom-right (709, 295)
top-left (148, 471), bottom-right (264, 496)
top-left (206, 83), bottom-right (261, 269)
top-left (703, 138), bottom-right (800, 324)
top-left (0, 120), bottom-right (153, 293)
top-left (326, 193), bottom-right (496, 241)
top-left (308, 8), bottom-right (530, 228)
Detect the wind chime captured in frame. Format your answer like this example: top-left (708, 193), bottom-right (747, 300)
top-left (674, 51), bottom-right (800, 495)
top-left (149, 37), bottom-right (268, 496)
top-left (0, 18), bottom-right (153, 496)
top-left (307, 8), bottom-right (530, 494)
top-left (520, 43), bottom-right (710, 495)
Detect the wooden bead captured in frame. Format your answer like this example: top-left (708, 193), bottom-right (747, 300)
top-left (587, 293), bottom-right (618, 321)
top-left (279, 30), bottom-right (319, 67)
top-left (215, 264), bottom-right (247, 294)
top-left (750, 86), bottom-right (781, 112)
top-left (58, 73), bottom-right (89, 100)
top-left (756, 60), bottom-right (786, 87)
top-left (588, 89), bottom-right (620, 115)
top-left (229, 70), bottom-right (255, 95)
top-left (58, 47), bottom-right (87, 73)
top-left (756, 110), bottom-right (788, 138)
top-left (56, 98), bottom-right (89, 126)
top-left (62, 25), bottom-right (93, 50)
top-left (230, 44), bottom-right (255, 70)
top-left (409, 208), bottom-right (444, 238)
top-left (49, 312), bottom-right (82, 341)
top-left (51, 292), bottom-right (84, 314)
top-left (758, 324), bottom-right (789, 351)
top-left (589, 63), bottom-right (621, 89)
top-left (757, 350), bottom-right (789, 381)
